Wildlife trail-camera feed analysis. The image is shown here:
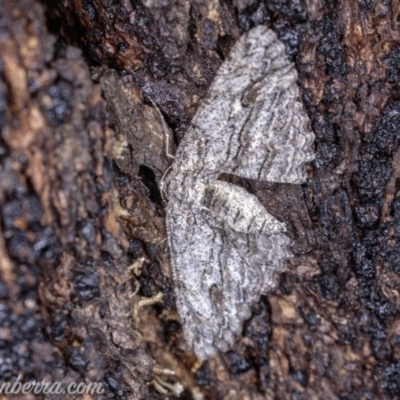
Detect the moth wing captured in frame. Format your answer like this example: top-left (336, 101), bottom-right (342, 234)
top-left (200, 180), bottom-right (291, 295)
top-left (167, 190), bottom-right (290, 360)
top-left (165, 25), bottom-right (314, 360)
top-left (225, 70), bottom-right (315, 184)
top-left (173, 25), bottom-right (314, 185)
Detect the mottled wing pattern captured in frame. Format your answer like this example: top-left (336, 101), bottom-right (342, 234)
top-left (201, 181), bottom-right (286, 235)
top-left (167, 199), bottom-right (290, 360)
top-left (172, 25), bottom-right (314, 185)
top-left (165, 25), bottom-right (314, 360)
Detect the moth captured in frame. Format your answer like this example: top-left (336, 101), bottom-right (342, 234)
top-left (163, 25), bottom-right (314, 360)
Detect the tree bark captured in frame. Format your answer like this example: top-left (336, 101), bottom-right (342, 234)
top-left (1, 0), bottom-right (400, 399)
top-left (0, 1), bottom-right (152, 399)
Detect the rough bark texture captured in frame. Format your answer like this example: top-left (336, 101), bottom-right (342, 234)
top-left (0, 1), bottom-right (153, 399)
top-left (2, 0), bottom-right (400, 399)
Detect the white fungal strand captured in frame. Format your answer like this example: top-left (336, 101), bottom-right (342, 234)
top-left (164, 25), bottom-right (314, 360)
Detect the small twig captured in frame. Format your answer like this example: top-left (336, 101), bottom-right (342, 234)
top-left (132, 292), bottom-right (164, 330)
top-left (148, 374), bottom-right (184, 397)
top-left (153, 367), bottom-right (176, 376)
